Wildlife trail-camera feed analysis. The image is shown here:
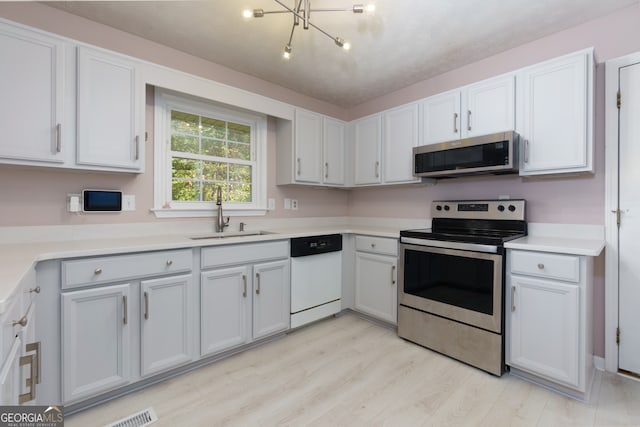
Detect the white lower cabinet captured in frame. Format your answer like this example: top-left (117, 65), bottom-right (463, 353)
top-left (61, 284), bottom-right (131, 403)
top-left (140, 275), bottom-right (193, 377)
top-left (506, 249), bottom-right (593, 398)
top-left (354, 236), bottom-right (398, 324)
top-left (200, 241), bottom-right (290, 358)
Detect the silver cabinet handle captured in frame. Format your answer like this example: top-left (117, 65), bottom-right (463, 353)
top-left (524, 139), bottom-right (530, 163)
top-left (123, 295), bottom-right (128, 325)
top-left (166, 260), bottom-right (173, 267)
top-left (135, 135), bottom-right (140, 161)
top-left (29, 286), bottom-right (41, 294)
top-left (55, 123), bottom-right (62, 153)
top-left (467, 110), bottom-right (472, 131)
top-left (296, 158), bottom-right (301, 176)
top-left (25, 342), bottom-right (41, 385)
top-left (511, 286), bottom-right (516, 312)
top-left (371, 243), bottom-right (376, 248)
top-left (94, 268), bottom-right (103, 275)
top-left (375, 161), bottom-right (380, 178)
top-left (12, 316), bottom-right (27, 327)
top-left (391, 265), bottom-right (396, 285)
top-left (325, 162), bottom-right (329, 179)
top-left (453, 112), bottom-right (458, 133)
top-left (537, 263), bottom-right (544, 270)
top-left (242, 274), bottom-right (247, 298)
top-left (255, 272), bottom-right (261, 295)
top-left (19, 353), bottom-right (36, 404)
top-left (144, 291), bottom-right (149, 320)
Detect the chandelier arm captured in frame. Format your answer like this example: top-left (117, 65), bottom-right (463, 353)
top-left (287, 19), bottom-right (296, 46)
top-left (272, 0), bottom-right (340, 42)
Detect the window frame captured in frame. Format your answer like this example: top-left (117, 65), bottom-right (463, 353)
top-left (153, 89), bottom-right (267, 218)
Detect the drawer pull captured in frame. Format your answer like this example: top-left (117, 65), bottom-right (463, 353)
top-left (242, 274), bottom-right (247, 298)
top-left (123, 295), bottom-right (128, 325)
top-left (144, 291), bottom-right (149, 320)
top-left (255, 273), bottom-right (261, 295)
top-left (12, 316), bottom-right (28, 327)
top-left (166, 260), bottom-right (173, 266)
top-left (511, 286), bottom-right (516, 312)
top-left (371, 243), bottom-right (376, 248)
top-left (391, 265), bottom-right (396, 285)
top-left (537, 263), bottom-right (544, 270)
top-left (94, 268), bottom-right (103, 275)
top-left (29, 286), bottom-right (41, 294)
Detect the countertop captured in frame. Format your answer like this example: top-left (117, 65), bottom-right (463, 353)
top-left (0, 225), bottom-right (401, 314)
top-left (505, 235), bottom-right (605, 256)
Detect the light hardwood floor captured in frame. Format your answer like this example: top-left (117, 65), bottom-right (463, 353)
top-left (66, 314), bottom-right (640, 427)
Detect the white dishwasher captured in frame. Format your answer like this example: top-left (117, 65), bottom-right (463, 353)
top-left (290, 234), bottom-right (342, 328)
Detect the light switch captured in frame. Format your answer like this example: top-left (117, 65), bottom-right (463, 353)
top-left (284, 198), bottom-right (291, 210)
top-left (123, 195), bottom-right (136, 211)
top-left (268, 198), bottom-right (276, 210)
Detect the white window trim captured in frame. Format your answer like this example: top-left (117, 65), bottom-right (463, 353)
top-left (152, 89), bottom-right (267, 218)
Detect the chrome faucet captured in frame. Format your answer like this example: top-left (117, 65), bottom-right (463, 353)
top-left (215, 186), bottom-right (230, 232)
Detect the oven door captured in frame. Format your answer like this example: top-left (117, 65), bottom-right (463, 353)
top-left (399, 241), bottom-right (504, 333)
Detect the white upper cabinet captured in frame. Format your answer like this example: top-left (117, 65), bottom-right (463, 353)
top-left (76, 46), bottom-right (144, 171)
top-left (518, 49), bottom-right (593, 175)
top-left (422, 75), bottom-right (515, 146)
top-left (323, 117), bottom-right (346, 185)
top-left (0, 23), bottom-right (69, 165)
top-left (353, 114), bottom-right (383, 185)
top-left (276, 109), bottom-right (346, 186)
top-left (383, 103), bottom-right (421, 184)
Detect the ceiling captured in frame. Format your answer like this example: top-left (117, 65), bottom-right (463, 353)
top-left (47, 0), bottom-right (638, 108)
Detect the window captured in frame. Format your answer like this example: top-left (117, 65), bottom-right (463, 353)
top-left (153, 89), bottom-right (267, 217)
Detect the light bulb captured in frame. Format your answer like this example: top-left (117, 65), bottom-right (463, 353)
top-left (343, 42), bottom-right (351, 51)
top-left (366, 4), bottom-right (375, 12)
top-left (242, 9), bottom-right (252, 18)
top-left (283, 44), bottom-right (292, 59)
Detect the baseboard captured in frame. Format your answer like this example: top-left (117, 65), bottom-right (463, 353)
top-left (593, 356), bottom-right (605, 371)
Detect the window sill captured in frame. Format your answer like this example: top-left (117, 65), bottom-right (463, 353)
top-left (151, 208), bottom-right (268, 219)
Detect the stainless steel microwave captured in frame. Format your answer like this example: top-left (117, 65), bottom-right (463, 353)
top-left (413, 131), bottom-right (519, 178)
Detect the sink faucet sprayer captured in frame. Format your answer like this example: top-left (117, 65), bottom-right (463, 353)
top-left (215, 186), bottom-right (230, 232)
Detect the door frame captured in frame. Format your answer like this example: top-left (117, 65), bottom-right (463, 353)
top-left (604, 51), bottom-right (640, 373)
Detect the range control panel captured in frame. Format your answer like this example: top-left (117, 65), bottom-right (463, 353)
top-left (431, 200), bottom-right (525, 221)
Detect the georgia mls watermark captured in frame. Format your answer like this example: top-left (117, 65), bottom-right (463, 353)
top-left (0, 406), bottom-right (64, 427)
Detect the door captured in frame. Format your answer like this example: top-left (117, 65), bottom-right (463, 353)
top-left (61, 284), bottom-right (130, 403)
top-left (354, 252), bottom-right (397, 324)
top-left (383, 103), bottom-right (420, 184)
top-left (509, 275), bottom-right (580, 387)
top-left (323, 117), bottom-right (345, 185)
top-left (463, 75), bottom-right (515, 138)
top-left (353, 114), bottom-right (382, 185)
top-left (253, 260), bottom-right (290, 339)
top-left (200, 266), bottom-right (250, 356)
top-left (618, 60), bottom-right (640, 375)
top-left (294, 109), bottom-right (323, 183)
top-left (422, 90), bottom-right (460, 145)
top-left (0, 24), bottom-right (66, 164)
top-left (76, 46), bottom-right (142, 170)
top-left (140, 274), bottom-right (193, 376)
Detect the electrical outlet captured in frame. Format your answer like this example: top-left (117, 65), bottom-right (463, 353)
top-left (68, 194), bottom-right (81, 213)
top-left (291, 199), bottom-right (298, 210)
top-left (284, 198), bottom-right (291, 210)
top-left (268, 198), bottom-right (276, 210)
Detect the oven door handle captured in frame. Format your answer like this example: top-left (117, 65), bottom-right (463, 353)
top-left (400, 237), bottom-right (499, 254)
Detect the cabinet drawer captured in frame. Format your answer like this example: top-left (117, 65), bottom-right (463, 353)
top-left (510, 250), bottom-right (580, 283)
top-left (355, 235), bottom-right (398, 256)
top-left (62, 249), bottom-right (192, 289)
top-left (201, 240), bottom-right (289, 269)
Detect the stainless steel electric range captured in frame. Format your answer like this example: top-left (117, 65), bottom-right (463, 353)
top-left (398, 199), bottom-right (527, 376)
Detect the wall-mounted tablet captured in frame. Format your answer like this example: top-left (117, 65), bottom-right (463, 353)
top-left (83, 190), bottom-right (122, 212)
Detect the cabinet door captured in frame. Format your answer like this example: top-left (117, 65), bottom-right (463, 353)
top-left (323, 117), bottom-right (346, 185)
top-left (353, 114), bottom-right (382, 185)
top-left (463, 75), bottom-right (515, 137)
top-left (519, 51), bottom-right (591, 175)
top-left (140, 275), bottom-right (193, 377)
top-left (76, 46), bottom-right (143, 171)
top-left (0, 337), bottom-right (21, 405)
top-left (61, 284), bottom-right (130, 403)
top-left (0, 24), bottom-right (66, 164)
top-left (509, 275), bottom-right (580, 387)
top-left (422, 90), bottom-right (461, 145)
top-left (294, 109), bottom-right (323, 184)
top-left (253, 260), bottom-right (290, 340)
top-left (354, 252), bottom-right (397, 324)
top-left (200, 267), bottom-right (250, 356)
top-left (383, 103), bottom-right (420, 184)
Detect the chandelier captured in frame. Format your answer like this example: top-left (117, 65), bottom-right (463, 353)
top-left (243, 0), bottom-right (375, 59)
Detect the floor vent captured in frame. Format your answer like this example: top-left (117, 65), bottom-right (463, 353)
top-left (104, 407), bottom-right (158, 427)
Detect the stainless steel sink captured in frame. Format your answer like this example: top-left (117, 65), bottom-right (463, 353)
top-left (189, 230), bottom-right (276, 240)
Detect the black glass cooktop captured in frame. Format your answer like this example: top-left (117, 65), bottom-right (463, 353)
top-left (401, 218), bottom-right (527, 246)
